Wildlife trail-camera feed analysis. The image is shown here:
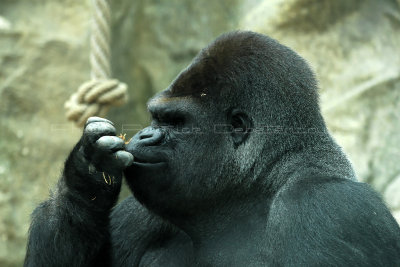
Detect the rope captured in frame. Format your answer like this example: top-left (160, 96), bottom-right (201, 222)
top-left (65, 0), bottom-right (128, 127)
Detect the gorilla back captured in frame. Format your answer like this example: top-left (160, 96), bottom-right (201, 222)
top-left (25, 31), bottom-right (400, 266)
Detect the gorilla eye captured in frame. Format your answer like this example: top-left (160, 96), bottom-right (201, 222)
top-left (153, 112), bottom-right (185, 127)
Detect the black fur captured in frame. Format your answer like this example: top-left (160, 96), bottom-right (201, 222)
top-left (25, 31), bottom-right (400, 266)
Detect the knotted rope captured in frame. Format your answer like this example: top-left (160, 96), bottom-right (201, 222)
top-left (65, 0), bottom-right (128, 127)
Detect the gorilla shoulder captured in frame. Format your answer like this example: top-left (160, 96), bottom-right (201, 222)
top-left (266, 176), bottom-right (400, 266)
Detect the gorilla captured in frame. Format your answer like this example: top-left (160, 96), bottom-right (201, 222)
top-left (25, 31), bottom-right (400, 266)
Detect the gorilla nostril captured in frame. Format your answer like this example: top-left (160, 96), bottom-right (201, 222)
top-left (139, 133), bottom-right (153, 140)
top-left (138, 128), bottom-right (163, 146)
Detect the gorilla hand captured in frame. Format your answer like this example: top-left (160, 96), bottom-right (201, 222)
top-left (63, 117), bottom-right (133, 209)
top-left (82, 117), bottom-right (133, 171)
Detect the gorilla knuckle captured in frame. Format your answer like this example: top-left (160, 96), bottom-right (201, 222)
top-left (84, 121), bottom-right (116, 137)
top-left (95, 136), bottom-right (124, 150)
top-left (85, 116), bottom-right (114, 126)
top-left (113, 151), bottom-right (134, 168)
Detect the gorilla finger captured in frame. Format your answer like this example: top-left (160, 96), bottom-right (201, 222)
top-left (85, 116), bottom-right (114, 126)
top-left (95, 136), bottom-right (125, 152)
top-left (113, 150), bottom-right (134, 168)
top-left (84, 121), bottom-right (116, 143)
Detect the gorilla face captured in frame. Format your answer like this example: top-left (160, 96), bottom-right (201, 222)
top-left (124, 89), bottom-right (253, 218)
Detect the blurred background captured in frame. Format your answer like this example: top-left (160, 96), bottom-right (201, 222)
top-left (1, 0), bottom-right (400, 265)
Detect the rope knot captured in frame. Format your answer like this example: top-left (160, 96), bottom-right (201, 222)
top-left (64, 79), bottom-right (128, 126)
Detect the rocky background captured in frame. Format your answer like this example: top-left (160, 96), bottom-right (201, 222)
top-left (0, 0), bottom-right (399, 265)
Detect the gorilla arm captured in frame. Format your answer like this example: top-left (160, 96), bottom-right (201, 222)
top-left (24, 118), bottom-right (133, 267)
top-left (110, 196), bottom-right (193, 266)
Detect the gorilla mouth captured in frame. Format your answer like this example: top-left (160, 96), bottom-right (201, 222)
top-left (132, 156), bottom-right (166, 167)
top-left (127, 147), bottom-right (169, 167)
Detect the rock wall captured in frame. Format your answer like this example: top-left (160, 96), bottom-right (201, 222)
top-left (0, 0), bottom-right (399, 265)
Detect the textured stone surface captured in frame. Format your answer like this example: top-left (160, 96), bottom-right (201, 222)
top-left (1, 0), bottom-right (399, 265)
top-left (0, 1), bottom-right (90, 265)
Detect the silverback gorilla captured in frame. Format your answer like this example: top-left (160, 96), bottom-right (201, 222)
top-left (25, 31), bottom-right (400, 266)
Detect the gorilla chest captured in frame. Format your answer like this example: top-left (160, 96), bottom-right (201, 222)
top-left (138, 232), bottom-right (194, 267)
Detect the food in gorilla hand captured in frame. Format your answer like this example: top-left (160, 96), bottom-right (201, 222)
top-left (118, 133), bottom-right (131, 144)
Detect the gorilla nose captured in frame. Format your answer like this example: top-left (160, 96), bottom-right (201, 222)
top-left (136, 127), bottom-right (163, 146)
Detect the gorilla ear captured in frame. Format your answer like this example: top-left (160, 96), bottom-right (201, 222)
top-left (228, 109), bottom-right (253, 148)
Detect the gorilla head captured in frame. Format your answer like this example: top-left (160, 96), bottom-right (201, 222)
top-left (124, 31), bottom-right (347, 223)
